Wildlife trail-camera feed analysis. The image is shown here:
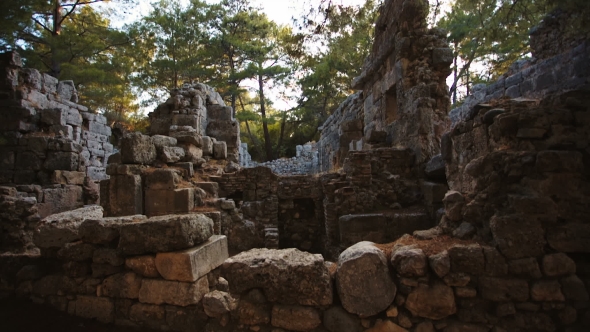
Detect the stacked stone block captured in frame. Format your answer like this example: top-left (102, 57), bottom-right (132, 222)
top-left (19, 206), bottom-right (230, 330)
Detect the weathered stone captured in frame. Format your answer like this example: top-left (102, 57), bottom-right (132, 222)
top-left (160, 146), bottom-right (185, 163)
top-left (455, 287), bottom-right (477, 298)
top-left (542, 253), bottom-right (576, 277)
top-left (73, 296), bottom-right (114, 323)
top-left (34, 205), bottom-right (103, 248)
top-left (424, 155), bottom-right (446, 180)
top-left (490, 214), bottom-right (546, 259)
top-left (452, 222), bottom-right (475, 239)
top-left (91, 263), bottom-right (123, 278)
top-left (120, 132), bottom-right (156, 164)
top-left (405, 283), bottom-right (456, 320)
top-left (79, 215), bottom-right (147, 244)
top-left (323, 306), bottom-right (362, 332)
top-left (151, 135), bottom-right (177, 148)
top-left (101, 175), bottom-right (143, 217)
top-left (271, 304), bottom-right (321, 331)
top-left (366, 319), bottom-right (408, 332)
top-left (165, 305), bottom-right (208, 332)
top-left (429, 250), bottom-right (451, 278)
top-left (222, 248), bottom-right (332, 306)
top-left (390, 246), bottom-right (427, 277)
top-left (443, 272), bottom-right (471, 287)
top-left (483, 246), bottom-right (508, 277)
top-left (145, 168), bottom-right (182, 190)
top-left (443, 191), bottom-right (464, 221)
top-left (93, 248), bottom-right (125, 266)
top-left (125, 255), bottom-right (160, 278)
top-left (560, 275), bottom-right (589, 301)
top-left (238, 300), bottom-right (270, 325)
top-left (57, 241), bottom-right (95, 261)
top-left (508, 258), bottom-right (542, 279)
top-left (337, 241), bottom-right (396, 316)
top-left (138, 277), bottom-right (208, 307)
top-left (118, 213), bottom-right (213, 255)
top-left (44, 152), bottom-right (79, 171)
top-left (213, 141), bottom-right (227, 159)
top-left (448, 244), bottom-right (485, 275)
top-left (144, 188), bottom-right (195, 217)
top-left (155, 235), bottom-right (228, 282)
top-left (479, 277), bottom-right (529, 302)
top-left (531, 280), bottom-right (565, 302)
top-left (339, 214), bottom-right (387, 246)
top-left (202, 290), bottom-right (237, 318)
top-left (101, 272), bottom-right (143, 299)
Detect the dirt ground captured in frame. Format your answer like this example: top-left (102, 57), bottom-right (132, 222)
top-left (0, 297), bottom-right (154, 332)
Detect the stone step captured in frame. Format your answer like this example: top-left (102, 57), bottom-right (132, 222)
top-left (264, 225), bottom-right (279, 249)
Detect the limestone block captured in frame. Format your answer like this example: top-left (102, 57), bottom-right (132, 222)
top-left (125, 255), bottom-right (161, 278)
top-left (201, 136), bottom-right (213, 155)
top-left (57, 241), bottom-right (95, 261)
top-left (118, 213), bottom-right (213, 255)
top-left (101, 272), bottom-right (143, 299)
top-left (57, 80), bottom-right (77, 102)
top-left (93, 248), bottom-right (125, 266)
top-left (34, 205), bottom-right (103, 248)
top-left (41, 108), bottom-right (67, 126)
top-left (271, 304), bottom-right (321, 331)
top-left (171, 132), bottom-right (201, 146)
top-left (448, 244), bottom-right (485, 275)
top-left (339, 213), bottom-right (387, 247)
top-left (194, 182), bottom-right (219, 197)
top-left (181, 144), bottom-right (203, 163)
top-left (145, 168), bottom-right (182, 190)
top-left (172, 114), bottom-right (199, 128)
top-left (120, 132), bottom-right (156, 165)
top-left (149, 118), bottom-right (172, 136)
top-left (202, 290), bottom-right (238, 317)
top-left (238, 299), bottom-right (270, 325)
top-left (66, 109), bottom-right (82, 126)
top-left (222, 248), bottom-right (332, 306)
top-left (73, 296), bottom-right (114, 323)
top-left (51, 170), bottom-right (85, 185)
top-left (79, 215), bottom-right (146, 244)
top-left (531, 280), bottom-right (565, 302)
top-left (155, 235), bottom-right (228, 282)
top-left (207, 105), bottom-right (233, 121)
top-left (102, 174), bottom-right (143, 217)
top-left (160, 146), bottom-right (185, 163)
top-left (390, 246), bottom-right (427, 277)
top-left (36, 185), bottom-right (84, 218)
top-left (89, 121), bottom-right (111, 136)
top-left (44, 152), bottom-right (79, 171)
top-left (428, 250), bottom-right (450, 278)
top-left (144, 188), bottom-right (194, 217)
top-left (336, 241), bottom-right (396, 316)
top-left (213, 141), bottom-right (227, 159)
top-left (405, 283), bottom-right (456, 320)
top-left (138, 277), bottom-right (208, 306)
top-left (490, 214), bottom-right (546, 259)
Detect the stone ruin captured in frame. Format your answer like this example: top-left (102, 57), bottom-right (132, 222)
top-left (0, 0), bottom-right (589, 331)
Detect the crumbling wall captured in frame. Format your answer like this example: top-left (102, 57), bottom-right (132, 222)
top-left (530, 8), bottom-right (588, 61)
top-left (0, 52), bottom-right (111, 253)
top-left (449, 41), bottom-right (589, 125)
top-left (255, 142), bottom-right (319, 175)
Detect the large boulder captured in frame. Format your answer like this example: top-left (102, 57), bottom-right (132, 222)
top-left (118, 214), bottom-right (213, 255)
top-left (34, 205), bottom-right (103, 248)
top-left (120, 132), bottom-right (156, 164)
top-left (221, 248), bottom-right (332, 306)
top-left (336, 241), bottom-right (396, 316)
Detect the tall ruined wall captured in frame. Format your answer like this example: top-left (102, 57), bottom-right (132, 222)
top-left (350, 0), bottom-right (452, 164)
top-left (0, 52), bottom-right (111, 253)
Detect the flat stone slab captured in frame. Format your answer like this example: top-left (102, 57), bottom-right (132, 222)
top-left (155, 235), bottom-right (228, 282)
top-left (34, 205), bottom-right (104, 248)
top-left (222, 248), bottom-right (333, 306)
top-left (118, 214), bottom-right (213, 255)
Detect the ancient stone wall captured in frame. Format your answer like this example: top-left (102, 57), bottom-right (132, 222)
top-left (252, 142), bottom-right (319, 175)
top-left (317, 93), bottom-right (364, 172)
top-left (0, 52), bottom-right (111, 253)
top-left (530, 8), bottom-right (588, 61)
top-left (449, 41), bottom-right (589, 125)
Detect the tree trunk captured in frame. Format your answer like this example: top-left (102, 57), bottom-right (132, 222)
top-left (238, 95), bottom-right (263, 158)
top-left (277, 112), bottom-right (287, 157)
top-left (49, 0), bottom-right (62, 78)
top-left (258, 73), bottom-right (273, 161)
top-left (452, 41), bottom-right (458, 104)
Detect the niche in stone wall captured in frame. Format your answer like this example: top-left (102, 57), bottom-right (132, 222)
top-left (278, 198), bottom-right (322, 253)
top-left (385, 85), bottom-right (398, 124)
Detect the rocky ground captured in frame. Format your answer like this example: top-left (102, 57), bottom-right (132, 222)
top-left (0, 297), bottom-right (156, 332)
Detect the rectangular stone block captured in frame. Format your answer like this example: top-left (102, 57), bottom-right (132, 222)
top-left (44, 151), bottom-right (79, 171)
top-left (145, 188), bottom-right (195, 217)
top-left (145, 168), bottom-right (182, 190)
top-left (51, 170), bottom-right (85, 185)
top-left (201, 136), bottom-right (213, 156)
top-left (155, 235), bottom-right (228, 282)
top-left (172, 114), bottom-right (199, 128)
top-left (213, 141), bottom-right (227, 160)
top-left (103, 174), bottom-right (143, 217)
top-left (138, 277), bottom-right (209, 307)
top-left (339, 213), bottom-right (387, 247)
top-left (207, 105), bottom-right (233, 121)
top-left (118, 213), bottom-right (213, 255)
